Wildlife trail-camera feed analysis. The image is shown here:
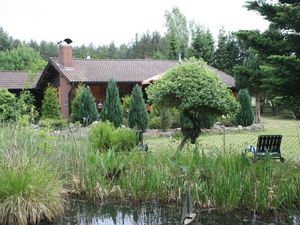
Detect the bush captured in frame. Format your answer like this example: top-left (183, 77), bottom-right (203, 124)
top-left (217, 116), bottom-right (237, 127)
top-left (199, 114), bottom-right (217, 129)
top-left (70, 85), bottom-right (98, 126)
top-left (235, 89), bottom-right (254, 126)
top-left (100, 79), bottom-right (123, 127)
top-left (16, 90), bottom-right (38, 124)
top-left (0, 88), bottom-right (16, 122)
top-left (160, 107), bottom-right (172, 131)
top-left (0, 158), bottom-right (63, 225)
top-left (41, 85), bottom-right (61, 120)
top-left (122, 95), bottom-right (131, 122)
top-left (38, 118), bottom-right (67, 130)
top-left (89, 121), bottom-right (136, 152)
top-left (149, 116), bottom-right (160, 129)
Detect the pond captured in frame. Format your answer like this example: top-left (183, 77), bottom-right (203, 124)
top-left (50, 200), bottom-right (299, 225)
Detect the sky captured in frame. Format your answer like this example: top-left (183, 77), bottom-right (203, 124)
top-left (0, 0), bottom-right (269, 47)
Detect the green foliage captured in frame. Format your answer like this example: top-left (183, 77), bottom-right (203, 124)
top-left (89, 122), bottom-right (136, 152)
top-left (237, 0), bottom-right (300, 115)
top-left (147, 59), bottom-right (239, 148)
top-left (0, 88), bottom-right (16, 122)
top-left (122, 95), bottom-right (131, 121)
top-left (0, 45), bottom-right (46, 71)
top-left (236, 89), bottom-right (254, 126)
top-left (41, 85), bottom-right (61, 120)
top-left (38, 118), bottom-right (67, 130)
top-left (16, 90), bottom-right (37, 124)
top-left (213, 29), bottom-right (243, 74)
top-left (128, 85), bottom-right (149, 132)
top-left (189, 25), bottom-right (215, 64)
top-left (70, 85), bottom-right (98, 126)
top-left (0, 158), bottom-right (63, 225)
top-left (100, 80), bottom-right (123, 127)
top-left (165, 7), bottom-right (189, 57)
top-left (149, 116), bottom-right (160, 129)
top-left (159, 107), bottom-right (172, 131)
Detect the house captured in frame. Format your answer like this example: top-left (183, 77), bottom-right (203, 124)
top-left (0, 71), bottom-right (43, 107)
top-left (0, 42), bottom-right (236, 120)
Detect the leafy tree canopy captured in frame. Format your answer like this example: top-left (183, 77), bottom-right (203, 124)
top-left (147, 59), bottom-right (239, 149)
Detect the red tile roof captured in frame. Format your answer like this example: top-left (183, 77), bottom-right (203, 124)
top-left (50, 58), bottom-right (235, 87)
top-left (50, 58), bottom-right (177, 83)
top-left (0, 71), bottom-right (41, 89)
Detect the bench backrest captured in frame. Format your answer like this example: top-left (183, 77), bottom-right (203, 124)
top-left (256, 135), bottom-right (282, 153)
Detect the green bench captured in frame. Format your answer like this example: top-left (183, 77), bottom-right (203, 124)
top-left (245, 135), bottom-right (284, 162)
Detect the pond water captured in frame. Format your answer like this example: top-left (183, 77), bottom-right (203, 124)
top-left (50, 200), bottom-right (299, 225)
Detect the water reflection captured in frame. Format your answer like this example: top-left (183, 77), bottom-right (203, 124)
top-left (51, 200), bottom-right (299, 225)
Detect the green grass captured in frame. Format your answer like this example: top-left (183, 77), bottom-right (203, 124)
top-left (145, 116), bottom-right (300, 163)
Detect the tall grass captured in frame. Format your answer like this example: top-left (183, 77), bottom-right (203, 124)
top-left (0, 123), bottom-right (299, 223)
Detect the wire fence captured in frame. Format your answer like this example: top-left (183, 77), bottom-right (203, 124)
top-left (144, 130), bottom-right (300, 163)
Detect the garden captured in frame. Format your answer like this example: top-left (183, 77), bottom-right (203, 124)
top-left (0, 60), bottom-right (299, 225)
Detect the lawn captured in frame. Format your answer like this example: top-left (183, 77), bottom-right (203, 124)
top-left (144, 116), bottom-right (300, 163)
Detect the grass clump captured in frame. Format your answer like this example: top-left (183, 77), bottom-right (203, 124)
top-left (0, 158), bottom-right (63, 225)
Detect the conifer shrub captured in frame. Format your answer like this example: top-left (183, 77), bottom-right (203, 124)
top-left (235, 89), bottom-right (254, 126)
top-left (100, 80), bottom-right (123, 127)
top-left (70, 85), bottom-right (98, 126)
top-left (89, 121), bottom-right (136, 152)
top-left (41, 85), bottom-right (61, 120)
top-left (128, 85), bottom-right (149, 132)
top-left (0, 88), bottom-right (16, 122)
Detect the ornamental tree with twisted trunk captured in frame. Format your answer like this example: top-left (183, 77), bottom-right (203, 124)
top-left (147, 59), bottom-right (239, 150)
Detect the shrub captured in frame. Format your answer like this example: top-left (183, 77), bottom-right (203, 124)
top-left (198, 114), bottom-right (216, 129)
top-left (149, 116), bottom-right (160, 129)
top-left (122, 95), bottom-right (131, 121)
top-left (128, 85), bottom-right (149, 132)
top-left (0, 158), bottom-right (63, 225)
top-left (235, 89), bottom-right (254, 126)
top-left (41, 85), bottom-right (61, 120)
top-left (89, 121), bottom-right (136, 152)
top-left (16, 90), bottom-right (38, 123)
top-left (0, 88), bottom-right (16, 122)
top-left (38, 118), bottom-right (67, 130)
top-left (70, 85), bottom-right (98, 126)
top-left (160, 107), bottom-right (172, 131)
top-left (100, 79), bottom-right (123, 127)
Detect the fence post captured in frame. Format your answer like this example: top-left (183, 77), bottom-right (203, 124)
top-left (222, 125), bottom-right (226, 154)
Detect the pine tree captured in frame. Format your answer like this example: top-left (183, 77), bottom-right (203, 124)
top-left (71, 85), bottom-right (98, 125)
top-left (190, 27), bottom-right (215, 64)
top-left (41, 85), bottom-right (60, 119)
top-left (128, 85), bottom-right (149, 132)
top-left (167, 31), bottom-right (179, 60)
top-left (235, 89), bottom-right (254, 126)
top-left (100, 79), bottom-right (122, 127)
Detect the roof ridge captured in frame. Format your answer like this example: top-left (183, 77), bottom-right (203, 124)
top-left (50, 57), bottom-right (178, 63)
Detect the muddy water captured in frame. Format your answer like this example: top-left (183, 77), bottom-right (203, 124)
top-left (51, 200), bottom-right (299, 225)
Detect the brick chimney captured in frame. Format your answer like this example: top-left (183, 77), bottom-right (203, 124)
top-left (59, 44), bottom-right (73, 68)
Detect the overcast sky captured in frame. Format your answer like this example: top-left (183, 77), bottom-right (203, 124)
top-left (0, 0), bottom-right (269, 47)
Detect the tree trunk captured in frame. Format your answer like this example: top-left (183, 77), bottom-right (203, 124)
top-left (255, 94), bottom-right (261, 123)
top-left (178, 136), bottom-right (189, 151)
